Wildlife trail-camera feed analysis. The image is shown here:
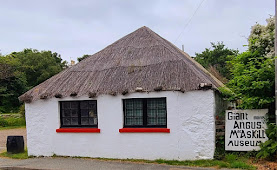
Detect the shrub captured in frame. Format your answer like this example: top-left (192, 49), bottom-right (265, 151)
top-left (18, 105), bottom-right (25, 119)
top-left (256, 123), bottom-right (277, 160)
top-left (225, 153), bottom-right (238, 162)
top-left (0, 116), bottom-right (25, 127)
top-left (5, 117), bottom-right (26, 126)
top-left (214, 135), bottom-right (226, 160)
top-left (0, 117), bottom-right (8, 126)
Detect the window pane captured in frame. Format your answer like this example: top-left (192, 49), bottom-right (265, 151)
top-left (126, 117), bottom-right (143, 125)
top-left (134, 100), bottom-right (143, 109)
top-left (157, 109), bottom-right (166, 117)
top-left (147, 99), bottom-right (155, 109)
top-left (80, 101), bottom-right (88, 109)
top-left (134, 109), bottom-right (143, 117)
top-left (147, 117), bottom-right (156, 125)
top-left (147, 109), bottom-right (156, 117)
top-left (126, 109), bottom-right (133, 117)
top-left (157, 99), bottom-right (166, 109)
top-left (60, 100), bottom-right (98, 127)
top-left (81, 118), bottom-right (89, 125)
top-left (147, 98), bottom-right (166, 126)
top-left (63, 118), bottom-right (71, 125)
top-left (125, 118), bottom-right (131, 125)
top-left (89, 110), bottom-right (96, 117)
top-left (125, 101), bottom-right (133, 109)
top-left (88, 101), bottom-right (97, 125)
top-left (62, 102), bottom-right (70, 109)
top-left (147, 99), bottom-right (166, 109)
top-left (89, 118), bottom-right (97, 125)
top-left (81, 109), bottom-right (89, 117)
top-left (63, 110), bottom-right (70, 117)
top-left (88, 101), bottom-right (96, 109)
top-left (157, 117), bottom-right (166, 125)
top-left (136, 117), bottom-right (143, 125)
top-left (71, 109), bottom-right (78, 117)
top-left (124, 99), bottom-right (143, 126)
top-left (71, 102), bottom-right (78, 109)
top-left (71, 118), bottom-right (78, 125)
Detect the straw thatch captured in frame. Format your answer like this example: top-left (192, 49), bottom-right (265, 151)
top-left (19, 26), bottom-right (224, 103)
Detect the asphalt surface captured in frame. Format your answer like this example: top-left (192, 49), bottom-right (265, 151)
top-left (0, 157), bottom-right (218, 170)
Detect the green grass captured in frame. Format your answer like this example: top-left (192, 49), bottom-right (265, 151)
top-left (0, 150), bottom-right (28, 159)
top-left (153, 158), bottom-right (255, 169)
top-left (71, 154), bottom-right (256, 169)
top-left (0, 116), bottom-right (25, 128)
top-left (154, 159), bottom-right (228, 167)
top-left (0, 125), bottom-right (25, 130)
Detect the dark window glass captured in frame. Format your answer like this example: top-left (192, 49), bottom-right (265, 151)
top-left (63, 118), bottom-right (71, 125)
top-left (71, 102), bottom-right (78, 109)
top-left (71, 110), bottom-right (78, 117)
top-left (60, 100), bottom-right (97, 128)
top-left (124, 99), bottom-right (143, 126)
top-left (147, 98), bottom-right (166, 125)
top-left (71, 118), bottom-right (78, 125)
top-left (123, 98), bottom-right (167, 128)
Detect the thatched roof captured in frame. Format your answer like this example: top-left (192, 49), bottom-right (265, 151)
top-left (19, 26), bottom-right (224, 103)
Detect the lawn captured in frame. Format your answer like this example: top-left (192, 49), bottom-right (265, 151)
top-left (0, 113), bottom-right (25, 129)
top-left (153, 158), bottom-right (255, 169)
top-left (94, 154), bottom-right (256, 169)
top-left (0, 150), bottom-right (28, 159)
top-left (0, 125), bottom-right (26, 130)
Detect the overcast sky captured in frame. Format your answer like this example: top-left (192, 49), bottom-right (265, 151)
top-left (0, 0), bottom-right (274, 62)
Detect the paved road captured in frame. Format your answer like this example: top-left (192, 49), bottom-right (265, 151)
top-left (0, 157), bottom-right (217, 170)
top-left (0, 128), bottom-right (27, 152)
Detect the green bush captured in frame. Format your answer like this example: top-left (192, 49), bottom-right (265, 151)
top-left (225, 153), bottom-right (238, 162)
top-left (214, 135), bottom-right (226, 160)
top-left (18, 105), bottom-right (25, 119)
top-left (256, 123), bottom-right (277, 160)
top-left (229, 161), bottom-right (254, 169)
top-left (6, 117), bottom-right (25, 126)
top-left (0, 116), bottom-right (25, 127)
top-left (0, 117), bottom-right (8, 126)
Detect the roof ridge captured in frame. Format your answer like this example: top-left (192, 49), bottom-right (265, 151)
top-left (69, 59), bottom-right (184, 72)
top-left (77, 26), bottom-right (157, 64)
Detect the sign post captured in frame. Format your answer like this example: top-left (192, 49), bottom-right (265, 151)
top-left (225, 109), bottom-right (268, 151)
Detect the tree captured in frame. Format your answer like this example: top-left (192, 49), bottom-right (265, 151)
top-left (194, 42), bottom-right (238, 82)
top-left (10, 49), bottom-right (67, 88)
top-left (0, 49), bottom-right (67, 112)
top-left (0, 55), bottom-right (27, 112)
top-left (77, 54), bottom-right (90, 62)
top-left (222, 17), bottom-right (275, 109)
top-left (248, 17), bottom-right (275, 58)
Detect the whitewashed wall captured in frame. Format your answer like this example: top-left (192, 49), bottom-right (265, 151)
top-left (25, 90), bottom-right (216, 160)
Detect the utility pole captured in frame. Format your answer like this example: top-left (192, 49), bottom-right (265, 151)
top-left (274, 0), bottom-right (277, 147)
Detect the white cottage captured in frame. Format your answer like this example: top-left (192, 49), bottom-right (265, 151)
top-left (19, 26), bottom-right (224, 160)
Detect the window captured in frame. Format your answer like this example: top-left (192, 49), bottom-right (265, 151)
top-left (123, 98), bottom-right (167, 128)
top-left (60, 100), bottom-right (97, 128)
